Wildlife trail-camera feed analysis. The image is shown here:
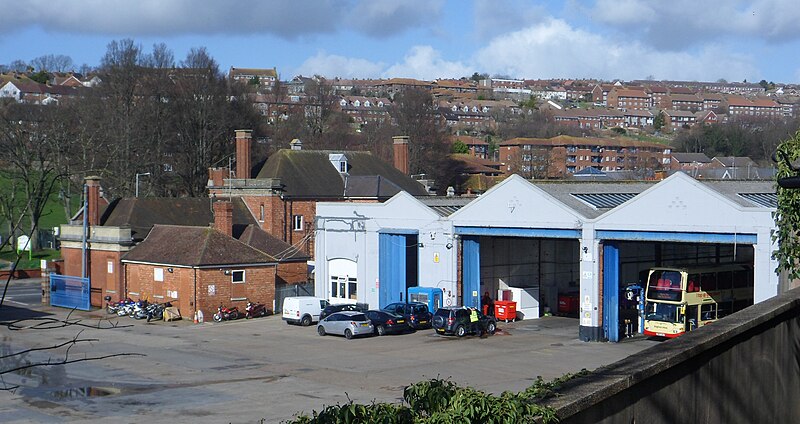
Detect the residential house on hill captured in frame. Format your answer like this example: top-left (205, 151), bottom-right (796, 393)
top-left (606, 88), bottom-right (651, 111)
top-left (453, 135), bottom-right (490, 159)
top-left (669, 152), bottom-right (712, 173)
top-left (229, 67), bottom-right (278, 89)
top-left (499, 135), bottom-right (670, 177)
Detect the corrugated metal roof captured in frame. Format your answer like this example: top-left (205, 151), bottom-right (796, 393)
top-left (418, 196), bottom-right (475, 217)
top-left (738, 193), bottom-right (778, 208)
top-left (571, 193), bottom-right (638, 209)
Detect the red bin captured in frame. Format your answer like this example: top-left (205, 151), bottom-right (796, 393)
top-left (494, 300), bottom-right (516, 322)
top-left (558, 294), bottom-right (578, 316)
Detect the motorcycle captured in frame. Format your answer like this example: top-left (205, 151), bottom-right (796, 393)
top-left (213, 304), bottom-right (240, 322)
top-left (105, 296), bottom-right (134, 314)
top-left (245, 300), bottom-right (269, 319)
top-left (130, 300), bottom-right (151, 319)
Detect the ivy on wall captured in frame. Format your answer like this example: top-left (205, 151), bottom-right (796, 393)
top-left (773, 130), bottom-right (800, 279)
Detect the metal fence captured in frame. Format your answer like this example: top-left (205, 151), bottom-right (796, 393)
top-left (275, 282), bottom-right (314, 314)
top-left (49, 274), bottom-right (90, 311)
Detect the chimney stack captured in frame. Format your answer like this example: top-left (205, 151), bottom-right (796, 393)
top-left (392, 136), bottom-right (409, 175)
top-left (235, 129), bottom-right (252, 179)
top-left (213, 201), bottom-right (234, 238)
top-left (85, 176), bottom-right (102, 226)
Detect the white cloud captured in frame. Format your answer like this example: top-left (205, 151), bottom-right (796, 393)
top-left (589, 0), bottom-right (800, 48)
top-left (473, 19), bottom-right (759, 82)
top-left (295, 51), bottom-right (385, 79)
top-left (382, 46), bottom-right (471, 80)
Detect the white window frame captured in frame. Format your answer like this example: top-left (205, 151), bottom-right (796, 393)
top-left (293, 215), bottom-right (303, 231)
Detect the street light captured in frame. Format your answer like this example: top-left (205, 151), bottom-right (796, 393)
top-left (135, 172), bottom-right (151, 197)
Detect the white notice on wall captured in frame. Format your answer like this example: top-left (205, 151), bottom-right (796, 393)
top-left (208, 285), bottom-right (216, 296)
top-left (581, 311), bottom-right (591, 326)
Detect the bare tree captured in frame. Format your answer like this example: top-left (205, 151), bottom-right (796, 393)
top-left (390, 88), bottom-right (450, 177)
top-left (29, 54), bottom-right (74, 73)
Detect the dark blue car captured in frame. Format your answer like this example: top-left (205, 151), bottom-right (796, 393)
top-left (381, 302), bottom-right (432, 330)
top-left (364, 310), bottom-right (410, 336)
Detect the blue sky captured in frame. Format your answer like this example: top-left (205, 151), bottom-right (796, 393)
top-left (1, 0), bottom-right (799, 83)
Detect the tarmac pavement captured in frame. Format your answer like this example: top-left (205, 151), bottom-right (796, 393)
top-left (0, 300), bottom-right (661, 423)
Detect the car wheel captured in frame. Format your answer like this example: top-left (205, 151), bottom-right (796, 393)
top-left (376, 325), bottom-right (386, 336)
top-left (455, 325), bottom-right (466, 337)
top-left (487, 321), bottom-right (496, 335)
top-left (344, 329), bottom-right (353, 340)
top-left (300, 315), bottom-right (312, 327)
top-left (318, 326), bottom-right (326, 336)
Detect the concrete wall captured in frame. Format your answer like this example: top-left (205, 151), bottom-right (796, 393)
top-left (546, 287), bottom-right (800, 423)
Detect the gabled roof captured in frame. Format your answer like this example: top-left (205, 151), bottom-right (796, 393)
top-left (449, 154), bottom-right (503, 175)
top-left (100, 197), bottom-right (257, 241)
top-left (255, 149), bottom-right (428, 197)
top-left (238, 224), bottom-right (309, 261)
top-left (712, 156), bottom-right (757, 168)
top-left (121, 225), bottom-right (276, 267)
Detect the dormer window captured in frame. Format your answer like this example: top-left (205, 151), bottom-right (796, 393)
top-left (364, 101), bottom-right (371, 107)
top-left (329, 153), bottom-right (348, 174)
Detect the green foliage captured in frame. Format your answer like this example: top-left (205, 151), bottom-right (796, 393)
top-left (29, 71), bottom-right (51, 84)
top-left (611, 127), bottom-right (626, 135)
top-left (284, 370), bottom-right (591, 424)
top-left (451, 140), bottom-right (470, 154)
top-left (653, 112), bottom-right (664, 131)
top-left (249, 76), bottom-right (260, 85)
top-left (773, 130), bottom-right (800, 279)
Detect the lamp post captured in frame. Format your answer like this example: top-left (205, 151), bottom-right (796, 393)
top-left (135, 172), bottom-right (151, 197)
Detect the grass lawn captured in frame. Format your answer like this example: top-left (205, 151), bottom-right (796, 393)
top-left (0, 248), bottom-right (61, 270)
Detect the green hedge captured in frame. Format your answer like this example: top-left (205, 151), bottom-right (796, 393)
top-left (285, 370), bottom-right (589, 424)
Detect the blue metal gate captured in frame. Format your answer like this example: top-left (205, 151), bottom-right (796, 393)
top-left (603, 242), bottom-right (620, 342)
top-left (50, 274), bottom-right (91, 311)
top-left (379, 233), bottom-right (407, 307)
top-left (462, 236), bottom-right (480, 308)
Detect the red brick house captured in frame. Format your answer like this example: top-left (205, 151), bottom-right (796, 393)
top-left (59, 177), bottom-right (308, 308)
top-left (120, 218), bottom-right (278, 321)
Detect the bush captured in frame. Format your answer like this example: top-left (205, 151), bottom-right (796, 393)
top-left (284, 370), bottom-right (590, 424)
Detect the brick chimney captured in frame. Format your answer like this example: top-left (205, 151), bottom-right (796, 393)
top-left (207, 167), bottom-right (227, 188)
top-left (213, 201), bottom-right (234, 238)
top-left (235, 129), bottom-right (252, 179)
top-left (85, 176), bottom-right (102, 226)
top-left (392, 136), bottom-right (409, 175)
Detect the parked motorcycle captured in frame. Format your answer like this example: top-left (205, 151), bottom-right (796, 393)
top-left (245, 300), bottom-right (269, 319)
top-left (130, 300), bottom-right (151, 319)
top-left (213, 304), bottom-right (240, 322)
top-left (105, 296), bottom-right (134, 314)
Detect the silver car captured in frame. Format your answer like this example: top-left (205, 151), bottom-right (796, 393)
top-left (317, 311), bottom-right (374, 339)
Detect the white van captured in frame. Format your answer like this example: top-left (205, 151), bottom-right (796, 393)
top-left (282, 296), bottom-right (329, 326)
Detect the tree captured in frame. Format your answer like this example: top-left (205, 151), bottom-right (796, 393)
top-left (773, 130), bottom-right (800, 279)
top-left (390, 88), bottom-right (450, 179)
top-left (28, 71), bottom-right (50, 84)
top-left (451, 139), bottom-right (469, 154)
top-left (29, 54), bottom-right (74, 73)
top-left (653, 112), bottom-right (664, 132)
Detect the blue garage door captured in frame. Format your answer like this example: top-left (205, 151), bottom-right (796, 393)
top-left (602, 243), bottom-right (620, 342)
top-left (379, 233), bottom-right (407, 307)
top-left (462, 236), bottom-right (480, 308)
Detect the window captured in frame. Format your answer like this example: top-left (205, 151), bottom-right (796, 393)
top-left (330, 275), bottom-right (358, 300)
top-left (107, 261), bottom-right (114, 274)
top-left (293, 215), bottom-right (303, 231)
top-left (231, 270), bottom-right (246, 300)
top-left (259, 205), bottom-right (265, 221)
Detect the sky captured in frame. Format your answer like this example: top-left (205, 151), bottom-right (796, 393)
top-left (0, 0), bottom-right (799, 84)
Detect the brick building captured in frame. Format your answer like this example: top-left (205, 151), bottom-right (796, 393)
top-left (207, 131), bottom-right (429, 259)
top-left (59, 176), bottom-right (308, 308)
top-left (499, 135), bottom-right (670, 177)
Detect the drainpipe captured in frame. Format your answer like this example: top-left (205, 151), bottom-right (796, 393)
top-left (82, 182), bottom-right (88, 279)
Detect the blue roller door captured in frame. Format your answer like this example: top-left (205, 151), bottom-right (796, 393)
top-left (379, 233), bottom-right (407, 307)
top-left (462, 236), bottom-right (480, 308)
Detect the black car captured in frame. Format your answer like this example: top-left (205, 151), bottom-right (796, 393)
top-left (432, 307), bottom-right (497, 337)
top-left (319, 303), bottom-right (368, 321)
top-left (382, 302), bottom-right (432, 329)
top-left (364, 310), bottom-right (410, 336)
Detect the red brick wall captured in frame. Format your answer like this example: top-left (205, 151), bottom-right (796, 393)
top-left (124, 263), bottom-right (276, 320)
top-left (60, 246), bottom-right (124, 306)
top-left (277, 261), bottom-right (308, 286)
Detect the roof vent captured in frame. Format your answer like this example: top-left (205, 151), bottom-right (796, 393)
top-left (290, 138), bottom-right (302, 150)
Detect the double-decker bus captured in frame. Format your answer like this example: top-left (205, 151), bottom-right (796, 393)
top-left (643, 264), bottom-right (754, 338)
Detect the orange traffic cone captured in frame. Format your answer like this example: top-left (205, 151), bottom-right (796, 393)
top-left (193, 311), bottom-right (198, 324)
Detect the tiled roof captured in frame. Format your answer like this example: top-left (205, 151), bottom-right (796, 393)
top-left (500, 135), bottom-right (667, 150)
top-left (238, 224), bottom-right (309, 261)
top-left (100, 197), bottom-right (257, 241)
top-left (671, 152), bottom-right (711, 163)
top-left (121, 225), bottom-right (276, 267)
top-left (255, 150), bottom-right (428, 197)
